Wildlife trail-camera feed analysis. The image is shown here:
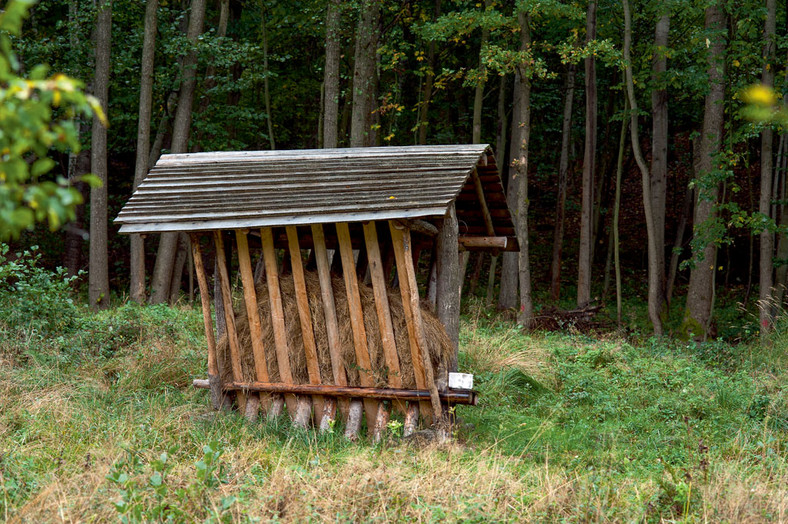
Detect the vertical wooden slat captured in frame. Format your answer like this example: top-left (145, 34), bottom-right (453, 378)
top-left (311, 224), bottom-right (347, 430)
top-left (286, 226), bottom-right (324, 424)
top-left (236, 230), bottom-right (271, 419)
top-left (337, 222), bottom-right (380, 433)
top-left (389, 221), bottom-right (444, 424)
top-left (213, 231), bottom-right (247, 414)
top-left (260, 227), bottom-right (298, 419)
top-left (363, 222), bottom-right (401, 436)
top-left (189, 233), bottom-right (223, 410)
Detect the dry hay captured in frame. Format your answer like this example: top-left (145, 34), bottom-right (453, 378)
top-left (217, 271), bottom-right (453, 390)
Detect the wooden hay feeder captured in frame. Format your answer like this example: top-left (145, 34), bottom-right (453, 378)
top-left (116, 145), bottom-right (518, 439)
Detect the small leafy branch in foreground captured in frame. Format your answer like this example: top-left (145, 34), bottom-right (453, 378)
top-left (0, 0), bottom-right (104, 241)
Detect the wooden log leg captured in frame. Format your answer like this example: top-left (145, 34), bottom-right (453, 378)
top-left (319, 398), bottom-right (337, 433)
top-left (268, 395), bottom-right (285, 420)
top-left (403, 402), bottom-right (419, 437)
top-left (372, 401), bottom-right (391, 443)
top-left (293, 396), bottom-right (312, 429)
top-left (244, 394), bottom-right (260, 422)
top-left (344, 399), bottom-right (364, 441)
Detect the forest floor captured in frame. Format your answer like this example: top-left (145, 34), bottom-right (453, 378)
top-left (1, 299), bottom-right (787, 523)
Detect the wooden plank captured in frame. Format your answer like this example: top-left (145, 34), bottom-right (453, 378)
top-left (189, 234), bottom-right (224, 410)
top-left (286, 225), bottom-right (324, 425)
top-left (213, 231), bottom-right (247, 414)
top-left (362, 222), bottom-right (402, 389)
top-left (260, 227), bottom-right (298, 417)
top-left (192, 379), bottom-right (478, 404)
top-left (336, 222), bottom-right (380, 432)
top-left (235, 230), bottom-right (270, 418)
top-left (311, 224), bottom-right (348, 428)
top-left (389, 221), bottom-right (444, 424)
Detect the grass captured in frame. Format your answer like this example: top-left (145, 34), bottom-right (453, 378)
top-left (0, 296), bottom-right (787, 522)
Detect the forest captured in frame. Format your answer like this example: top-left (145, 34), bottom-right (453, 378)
top-left (2, 0), bottom-right (788, 521)
top-left (2, 0), bottom-right (786, 340)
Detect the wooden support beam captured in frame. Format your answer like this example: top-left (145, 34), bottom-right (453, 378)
top-left (458, 236), bottom-right (509, 251)
top-left (286, 226), bottom-right (324, 425)
top-left (471, 167), bottom-right (496, 240)
top-left (336, 222), bottom-right (380, 432)
top-left (260, 227), bottom-right (298, 418)
top-left (213, 231), bottom-right (247, 414)
top-left (192, 379), bottom-right (478, 405)
top-left (311, 224), bottom-right (347, 431)
top-left (236, 229), bottom-right (271, 420)
top-left (189, 234), bottom-right (224, 410)
top-left (389, 221), bottom-right (443, 424)
top-left (436, 205), bottom-right (460, 365)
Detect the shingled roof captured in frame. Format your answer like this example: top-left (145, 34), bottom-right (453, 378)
top-left (115, 144), bottom-right (517, 249)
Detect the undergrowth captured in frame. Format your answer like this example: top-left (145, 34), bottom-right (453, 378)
top-left (0, 250), bottom-right (786, 522)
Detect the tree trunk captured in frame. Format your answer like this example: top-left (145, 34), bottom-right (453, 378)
top-left (350, 1), bottom-right (380, 147)
top-left (89, 0), bottom-right (111, 311)
top-left (130, 0), bottom-right (159, 304)
top-left (612, 98), bottom-right (628, 326)
top-left (759, 0), bottom-right (777, 334)
top-left (418, 0), bottom-right (441, 144)
top-left (683, 4), bottom-right (726, 340)
top-left (651, 12), bottom-right (670, 313)
top-left (149, 0), bottom-right (207, 304)
top-left (577, 0), bottom-right (597, 307)
top-left (436, 205), bottom-right (460, 367)
top-left (514, 12), bottom-right (534, 328)
top-left (261, 3), bottom-right (275, 150)
top-left (472, 0), bottom-right (491, 144)
top-left (550, 63), bottom-right (576, 303)
top-left (323, 0), bottom-right (342, 148)
top-left (498, 70), bottom-right (522, 310)
top-left (623, 0), bottom-right (663, 336)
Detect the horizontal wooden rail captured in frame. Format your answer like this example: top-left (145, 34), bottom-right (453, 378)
top-left (458, 235), bottom-right (515, 251)
top-left (193, 379), bottom-right (477, 405)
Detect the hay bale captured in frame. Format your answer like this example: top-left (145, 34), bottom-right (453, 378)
top-left (217, 271), bottom-right (452, 391)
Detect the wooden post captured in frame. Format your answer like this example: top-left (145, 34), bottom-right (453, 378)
top-left (389, 221), bottom-right (444, 425)
top-left (336, 222), bottom-right (380, 433)
top-left (311, 224), bottom-right (347, 431)
top-left (213, 231), bottom-right (247, 414)
top-left (189, 233), bottom-right (224, 410)
top-left (236, 229), bottom-right (271, 420)
top-left (403, 402), bottom-right (419, 437)
top-left (260, 227), bottom-right (298, 418)
top-left (286, 225), bottom-right (324, 426)
top-left (436, 204), bottom-right (460, 369)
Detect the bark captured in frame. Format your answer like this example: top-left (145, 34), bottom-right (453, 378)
top-left (577, 0), bottom-right (597, 307)
top-left (514, 13), bottom-right (534, 328)
top-left (498, 70), bottom-right (522, 310)
top-left (418, 1), bottom-right (441, 144)
top-left (350, 1), bottom-right (380, 147)
top-left (759, 0), bottom-right (777, 334)
top-left (148, 91), bottom-right (178, 169)
top-left (651, 12), bottom-right (670, 310)
top-left (149, 0), bottom-right (207, 304)
top-left (623, 0), bottom-right (663, 335)
top-left (683, 4), bottom-right (726, 340)
top-left (486, 75), bottom-right (507, 305)
top-left (261, 4), bottom-right (275, 150)
top-left (88, 0), bottom-right (111, 311)
top-left (550, 63), bottom-right (576, 303)
top-left (130, 0), bottom-right (159, 304)
top-left (613, 99), bottom-right (628, 326)
top-left (323, 0), bottom-right (342, 148)
top-left (472, 0), bottom-right (491, 144)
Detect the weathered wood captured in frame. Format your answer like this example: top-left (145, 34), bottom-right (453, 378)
top-left (403, 403), bottom-right (419, 437)
top-left (235, 229), bottom-right (270, 417)
top-left (192, 379), bottom-right (478, 404)
top-left (189, 234), bottom-right (224, 410)
top-left (389, 221), bottom-right (439, 423)
top-left (286, 225), bottom-right (324, 424)
top-left (471, 167), bottom-right (496, 237)
top-left (458, 236), bottom-right (508, 250)
top-left (213, 231), bottom-right (247, 414)
top-left (244, 394), bottom-right (260, 422)
top-left (436, 205), bottom-right (460, 367)
top-left (293, 396), bottom-right (312, 429)
top-left (362, 222), bottom-right (402, 388)
top-left (260, 227), bottom-right (298, 416)
top-left (319, 398), bottom-right (337, 433)
top-left (344, 399), bottom-right (363, 440)
top-left (311, 224), bottom-right (347, 426)
top-left (337, 222), bottom-right (380, 431)
top-left (372, 401), bottom-right (391, 443)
